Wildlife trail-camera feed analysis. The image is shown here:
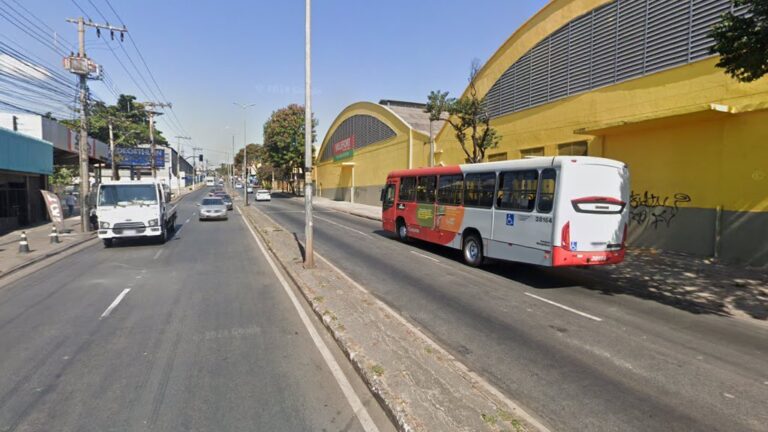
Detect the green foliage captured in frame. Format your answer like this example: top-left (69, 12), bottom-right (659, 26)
top-left (425, 61), bottom-right (501, 163)
top-left (60, 94), bottom-right (166, 146)
top-left (262, 104), bottom-right (317, 193)
top-left (50, 166), bottom-right (75, 187)
top-left (711, 0), bottom-right (768, 82)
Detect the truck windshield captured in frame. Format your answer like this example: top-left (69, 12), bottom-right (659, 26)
top-left (99, 185), bottom-right (157, 206)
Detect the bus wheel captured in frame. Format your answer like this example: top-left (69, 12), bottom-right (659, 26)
top-left (396, 219), bottom-right (409, 242)
top-left (463, 234), bottom-right (483, 267)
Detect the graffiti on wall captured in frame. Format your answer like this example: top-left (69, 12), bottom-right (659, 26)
top-left (629, 191), bottom-right (691, 229)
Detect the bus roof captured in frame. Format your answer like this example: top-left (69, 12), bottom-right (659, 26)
top-left (386, 156), bottom-right (625, 178)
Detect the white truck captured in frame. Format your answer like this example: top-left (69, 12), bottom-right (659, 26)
top-left (95, 179), bottom-right (178, 247)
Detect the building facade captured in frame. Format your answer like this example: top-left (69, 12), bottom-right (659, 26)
top-left (434, 0), bottom-right (768, 267)
top-left (0, 127), bottom-right (53, 233)
top-left (315, 101), bottom-right (443, 206)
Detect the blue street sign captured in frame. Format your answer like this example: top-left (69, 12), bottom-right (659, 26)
top-left (108, 147), bottom-right (165, 168)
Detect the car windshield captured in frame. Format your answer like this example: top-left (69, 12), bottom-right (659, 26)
top-left (99, 185), bottom-right (157, 206)
top-left (257, 190), bottom-right (269, 193)
top-left (202, 198), bottom-right (223, 206)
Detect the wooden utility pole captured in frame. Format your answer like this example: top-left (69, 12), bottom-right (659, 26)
top-left (108, 120), bottom-right (118, 180)
top-left (64, 17), bottom-right (127, 232)
top-left (143, 102), bottom-right (172, 178)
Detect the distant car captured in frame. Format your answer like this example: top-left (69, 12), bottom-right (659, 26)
top-left (246, 185), bottom-right (254, 194)
top-left (221, 194), bottom-right (233, 210)
top-left (255, 189), bottom-right (271, 201)
top-left (198, 197), bottom-right (228, 221)
top-left (235, 183), bottom-right (243, 189)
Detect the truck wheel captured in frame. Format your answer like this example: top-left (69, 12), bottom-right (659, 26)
top-left (103, 238), bottom-right (113, 248)
top-left (462, 234), bottom-right (484, 267)
top-left (158, 227), bottom-right (167, 244)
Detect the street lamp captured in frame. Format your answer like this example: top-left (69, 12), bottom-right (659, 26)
top-left (233, 102), bottom-right (255, 205)
top-left (304, 0), bottom-right (315, 267)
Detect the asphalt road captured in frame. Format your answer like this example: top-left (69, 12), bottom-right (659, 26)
top-left (0, 187), bottom-right (394, 432)
top-left (256, 193), bottom-right (768, 432)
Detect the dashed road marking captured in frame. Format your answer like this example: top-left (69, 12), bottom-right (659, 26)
top-left (153, 249), bottom-right (163, 259)
top-left (100, 289), bottom-right (131, 319)
top-left (524, 292), bottom-right (603, 322)
top-left (410, 250), bottom-right (439, 262)
top-left (315, 215), bottom-right (372, 239)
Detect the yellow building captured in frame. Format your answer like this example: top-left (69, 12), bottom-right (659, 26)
top-left (432, 0), bottom-right (768, 267)
top-left (315, 100), bottom-right (443, 205)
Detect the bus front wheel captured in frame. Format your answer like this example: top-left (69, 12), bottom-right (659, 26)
top-left (463, 234), bottom-right (484, 267)
top-left (396, 219), bottom-right (409, 242)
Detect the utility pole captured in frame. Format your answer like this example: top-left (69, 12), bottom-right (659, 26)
top-left (108, 120), bottom-right (117, 180)
top-left (143, 102), bottom-right (172, 178)
top-left (64, 17), bottom-right (127, 232)
top-left (304, 0), bottom-right (315, 267)
top-left (231, 135), bottom-right (236, 187)
top-left (233, 103), bottom-right (255, 205)
top-left (174, 135), bottom-right (191, 196)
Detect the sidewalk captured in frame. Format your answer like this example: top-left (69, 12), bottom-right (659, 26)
top-left (299, 195), bottom-right (768, 323)
top-left (0, 216), bottom-right (95, 279)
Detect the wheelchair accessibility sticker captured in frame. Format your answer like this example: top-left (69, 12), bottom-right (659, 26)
top-left (506, 213), bottom-right (515, 226)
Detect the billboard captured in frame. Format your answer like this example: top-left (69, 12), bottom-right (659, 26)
top-left (333, 136), bottom-right (355, 161)
top-left (107, 147), bottom-right (165, 168)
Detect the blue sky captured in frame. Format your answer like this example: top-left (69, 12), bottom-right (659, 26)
top-left (4, 0), bottom-right (547, 165)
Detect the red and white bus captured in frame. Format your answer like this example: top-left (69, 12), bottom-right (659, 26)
top-left (381, 156), bottom-right (630, 267)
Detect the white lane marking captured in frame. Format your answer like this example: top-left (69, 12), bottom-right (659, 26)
top-left (524, 292), bottom-right (603, 322)
top-left (237, 207), bottom-right (380, 432)
top-left (153, 249), bottom-right (163, 260)
top-left (185, 218), bottom-right (190, 223)
top-left (100, 289), bottom-right (131, 319)
top-left (315, 215), bottom-right (372, 239)
top-left (410, 250), bottom-right (439, 262)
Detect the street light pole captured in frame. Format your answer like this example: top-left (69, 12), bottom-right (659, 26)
top-left (233, 103), bottom-right (255, 205)
top-left (304, 0), bottom-right (315, 268)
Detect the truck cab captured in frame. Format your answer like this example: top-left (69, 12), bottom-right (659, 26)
top-left (96, 179), bottom-right (177, 247)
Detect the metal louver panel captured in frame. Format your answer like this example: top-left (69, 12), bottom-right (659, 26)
top-left (513, 52), bottom-right (532, 111)
top-left (616, 0), bottom-right (646, 81)
top-left (321, 114), bottom-right (396, 161)
top-left (645, 0), bottom-right (690, 73)
top-left (591, 1), bottom-right (618, 88)
top-left (690, 0), bottom-right (730, 60)
top-left (548, 26), bottom-right (569, 100)
top-left (529, 39), bottom-right (550, 106)
top-left (568, 12), bottom-right (593, 94)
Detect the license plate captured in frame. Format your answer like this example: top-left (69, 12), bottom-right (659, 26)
top-left (590, 255), bottom-right (607, 262)
top-left (123, 229), bottom-right (136, 235)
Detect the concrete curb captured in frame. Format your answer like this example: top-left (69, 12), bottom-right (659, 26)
top-left (238, 203), bottom-right (548, 432)
top-left (0, 234), bottom-right (99, 283)
top-left (286, 195), bottom-right (382, 222)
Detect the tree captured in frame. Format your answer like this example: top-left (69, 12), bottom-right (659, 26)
top-left (262, 104), bottom-right (317, 194)
top-left (60, 94), bottom-right (167, 146)
top-left (234, 143), bottom-right (262, 172)
top-left (425, 60), bottom-right (500, 163)
top-left (711, 0), bottom-right (768, 82)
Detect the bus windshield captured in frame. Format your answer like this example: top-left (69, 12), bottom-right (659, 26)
top-left (99, 185), bottom-right (158, 206)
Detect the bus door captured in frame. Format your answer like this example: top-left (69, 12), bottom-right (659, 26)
top-left (413, 175), bottom-right (439, 242)
top-left (381, 178), bottom-right (398, 232)
top-left (435, 174), bottom-right (464, 247)
top-left (490, 169), bottom-right (554, 265)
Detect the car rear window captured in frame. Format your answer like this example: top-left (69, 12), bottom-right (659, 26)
top-left (202, 198), bottom-right (223, 205)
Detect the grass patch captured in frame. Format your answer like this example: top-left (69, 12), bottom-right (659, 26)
top-left (481, 413), bottom-right (497, 425)
top-left (370, 364), bottom-right (385, 377)
top-left (313, 295), bottom-right (325, 303)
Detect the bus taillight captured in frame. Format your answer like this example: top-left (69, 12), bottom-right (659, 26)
top-left (561, 222), bottom-right (571, 251)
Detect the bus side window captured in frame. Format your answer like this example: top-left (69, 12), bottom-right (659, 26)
top-left (537, 169), bottom-right (556, 213)
top-left (497, 170), bottom-right (538, 212)
top-left (416, 176), bottom-right (436, 204)
top-left (399, 177), bottom-right (416, 202)
top-left (464, 172), bottom-right (496, 208)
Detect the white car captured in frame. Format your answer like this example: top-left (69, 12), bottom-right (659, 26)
top-left (235, 183), bottom-right (243, 189)
top-left (246, 185), bottom-right (254, 194)
top-left (255, 189), bottom-right (271, 201)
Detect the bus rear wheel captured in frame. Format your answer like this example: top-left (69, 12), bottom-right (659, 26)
top-left (463, 234), bottom-right (484, 267)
